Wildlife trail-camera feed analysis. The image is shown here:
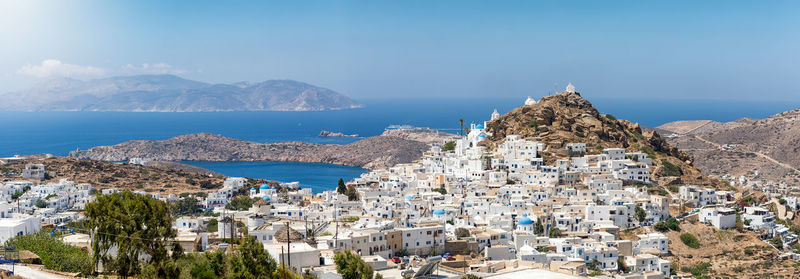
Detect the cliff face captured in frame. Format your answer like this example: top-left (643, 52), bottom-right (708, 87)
top-left (483, 91), bottom-right (712, 186)
top-left (69, 133), bottom-right (431, 169)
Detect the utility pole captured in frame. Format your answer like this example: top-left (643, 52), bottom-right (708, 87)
top-left (281, 246), bottom-right (287, 279)
top-left (231, 214), bottom-right (236, 242)
top-left (286, 221), bottom-right (291, 268)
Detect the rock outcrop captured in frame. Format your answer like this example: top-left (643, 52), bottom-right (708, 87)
top-left (69, 133), bottom-right (431, 169)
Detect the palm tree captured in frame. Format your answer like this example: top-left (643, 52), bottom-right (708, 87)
top-left (459, 119), bottom-right (464, 136)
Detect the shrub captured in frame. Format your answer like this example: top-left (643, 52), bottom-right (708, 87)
top-left (455, 228), bottom-right (470, 238)
top-left (660, 159), bottom-right (683, 177)
top-left (680, 233), bottom-right (700, 248)
top-left (682, 262), bottom-right (711, 277)
top-left (5, 232), bottom-right (92, 275)
top-left (443, 141), bottom-right (456, 152)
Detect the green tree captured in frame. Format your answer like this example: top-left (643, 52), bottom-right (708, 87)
top-left (442, 141), bottom-right (456, 152)
top-left (226, 196), bottom-right (257, 211)
top-left (173, 197), bottom-right (201, 216)
top-left (335, 250), bottom-right (380, 279)
top-left (654, 217), bottom-right (680, 232)
top-left (35, 199), bottom-right (47, 208)
top-left (85, 190), bottom-right (178, 276)
top-left (549, 227), bottom-right (562, 238)
top-left (207, 219), bottom-right (219, 232)
top-left (459, 119), bottom-right (464, 136)
top-left (534, 221), bottom-right (544, 235)
top-left (337, 178), bottom-right (347, 195)
top-left (227, 236), bottom-right (278, 278)
top-left (634, 205), bottom-right (647, 223)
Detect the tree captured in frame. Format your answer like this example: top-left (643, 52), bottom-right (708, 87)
top-left (634, 205), bottom-right (647, 223)
top-left (207, 219), bottom-right (218, 232)
top-left (654, 217), bottom-right (680, 232)
top-left (433, 187), bottom-right (447, 195)
top-left (35, 199), bottom-right (47, 208)
top-left (534, 221), bottom-right (544, 235)
top-left (335, 250), bottom-right (380, 279)
top-left (770, 236), bottom-right (784, 249)
top-left (85, 190), bottom-right (178, 276)
top-left (587, 259), bottom-right (600, 271)
top-left (548, 227), bottom-right (562, 238)
top-left (226, 196), bottom-right (257, 211)
top-left (227, 236), bottom-right (278, 278)
top-left (173, 197), bottom-right (201, 216)
top-left (442, 141), bottom-right (456, 152)
top-left (459, 119), bottom-right (464, 136)
top-left (337, 178), bottom-right (347, 195)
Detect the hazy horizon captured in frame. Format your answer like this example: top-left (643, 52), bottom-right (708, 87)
top-left (2, 0), bottom-right (799, 101)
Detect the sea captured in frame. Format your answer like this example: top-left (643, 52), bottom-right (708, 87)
top-left (1, 97), bottom-right (797, 192)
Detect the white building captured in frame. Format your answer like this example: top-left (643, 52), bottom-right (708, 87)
top-left (0, 216), bottom-right (42, 244)
top-left (699, 207), bottom-right (736, 229)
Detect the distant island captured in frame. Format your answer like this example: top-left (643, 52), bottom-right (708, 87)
top-left (0, 74), bottom-right (362, 112)
top-left (69, 129), bottom-right (456, 170)
top-left (318, 130), bottom-right (359, 138)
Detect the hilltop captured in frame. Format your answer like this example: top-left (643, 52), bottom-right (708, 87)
top-left (69, 133), bottom-right (441, 170)
top-left (483, 91), bottom-right (720, 187)
top-left (0, 74), bottom-right (362, 112)
top-left (662, 109), bottom-right (800, 184)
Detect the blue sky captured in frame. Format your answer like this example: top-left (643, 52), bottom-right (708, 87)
top-left (1, 0), bottom-right (798, 100)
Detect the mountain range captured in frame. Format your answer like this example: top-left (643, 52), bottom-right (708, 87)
top-left (0, 74), bottom-right (362, 112)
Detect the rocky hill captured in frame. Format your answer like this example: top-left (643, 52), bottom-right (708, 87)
top-left (663, 109), bottom-right (800, 184)
top-left (0, 75), bottom-right (362, 112)
top-left (483, 91), bottom-right (719, 187)
top-left (69, 133), bottom-right (432, 169)
top-left (0, 156), bottom-right (229, 194)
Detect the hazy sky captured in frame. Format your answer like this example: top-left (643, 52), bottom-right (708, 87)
top-left (1, 0), bottom-right (798, 100)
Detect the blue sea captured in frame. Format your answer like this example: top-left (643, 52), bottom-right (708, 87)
top-left (1, 97), bottom-right (797, 192)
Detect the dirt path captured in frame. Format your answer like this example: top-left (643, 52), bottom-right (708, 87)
top-left (694, 135), bottom-right (800, 173)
